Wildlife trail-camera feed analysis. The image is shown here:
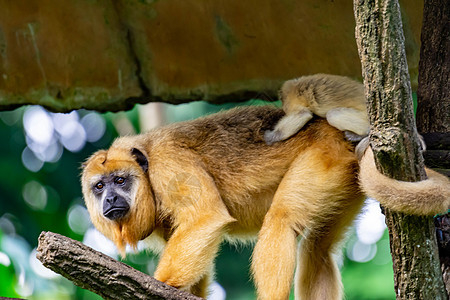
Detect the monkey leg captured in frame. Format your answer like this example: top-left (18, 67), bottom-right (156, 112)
top-left (295, 239), bottom-right (342, 300)
top-left (295, 231), bottom-right (342, 300)
top-left (326, 107), bottom-right (369, 137)
top-left (252, 206), bottom-right (298, 300)
top-left (252, 144), bottom-right (363, 300)
top-left (264, 109), bottom-right (313, 145)
top-left (294, 192), bottom-right (364, 300)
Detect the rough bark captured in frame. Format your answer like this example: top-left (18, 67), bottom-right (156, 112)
top-left (416, 0), bottom-right (450, 134)
top-left (36, 231), bottom-right (203, 300)
top-left (416, 0), bottom-right (450, 294)
top-left (353, 0), bottom-right (447, 299)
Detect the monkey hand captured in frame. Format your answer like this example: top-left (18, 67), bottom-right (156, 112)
top-left (344, 131), bottom-right (366, 143)
top-left (264, 129), bottom-right (283, 145)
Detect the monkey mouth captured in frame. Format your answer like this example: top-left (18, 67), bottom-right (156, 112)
top-left (104, 207), bottom-right (130, 220)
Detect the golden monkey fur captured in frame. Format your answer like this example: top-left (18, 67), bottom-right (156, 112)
top-left (82, 106), bottom-right (449, 300)
top-left (265, 74), bottom-right (369, 145)
top-left (357, 137), bottom-right (450, 215)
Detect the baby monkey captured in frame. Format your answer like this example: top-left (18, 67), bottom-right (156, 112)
top-left (264, 73), bottom-right (369, 145)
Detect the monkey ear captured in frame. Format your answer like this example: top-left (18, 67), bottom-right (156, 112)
top-left (131, 148), bottom-right (148, 173)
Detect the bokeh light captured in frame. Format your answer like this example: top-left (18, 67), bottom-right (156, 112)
top-left (346, 238), bottom-right (378, 263)
top-left (22, 181), bottom-right (47, 211)
top-left (29, 248), bottom-right (59, 279)
top-left (81, 112), bottom-right (106, 143)
top-left (21, 147), bottom-right (44, 172)
top-left (21, 106), bottom-right (106, 172)
top-left (56, 113), bottom-right (87, 152)
top-left (356, 199), bottom-right (386, 244)
top-left (0, 251), bottom-right (11, 267)
top-left (209, 281), bottom-right (226, 300)
top-left (23, 106), bottom-right (54, 147)
top-left (346, 199), bottom-right (387, 263)
top-left (0, 214), bottom-right (17, 236)
top-left (83, 228), bottom-right (118, 258)
top-left (67, 203), bottom-right (91, 235)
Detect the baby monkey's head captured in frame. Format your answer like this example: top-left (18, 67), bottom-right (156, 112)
top-left (81, 142), bottom-right (155, 255)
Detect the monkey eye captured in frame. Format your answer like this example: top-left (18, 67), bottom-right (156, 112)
top-left (94, 181), bottom-right (104, 191)
top-left (114, 177), bottom-right (125, 185)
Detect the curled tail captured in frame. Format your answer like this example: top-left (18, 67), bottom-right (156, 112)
top-left (359, 146), bottom-right (450, 215)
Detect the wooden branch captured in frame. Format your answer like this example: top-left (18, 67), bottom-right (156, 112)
top-left (353, 0), bottom-right (447, 299)
top-left (36, 231), bottom-right (203, 300)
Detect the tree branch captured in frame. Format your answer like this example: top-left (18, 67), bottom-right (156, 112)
top-left (353, 0), bottom-right (447, 299)
top-left (36, 231), bottom-right (203, 300)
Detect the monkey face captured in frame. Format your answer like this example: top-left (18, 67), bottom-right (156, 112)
top-left (91, 173), bottom-right (132, 220)
top-left (82, 146), bottom-right (155, 254)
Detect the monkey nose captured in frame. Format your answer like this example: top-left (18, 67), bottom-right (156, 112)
top-left (106, 196), bottom-right (117, 204)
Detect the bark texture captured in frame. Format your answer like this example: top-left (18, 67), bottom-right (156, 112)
top-left (353, 0), bottom-right (447, 299)
top-left (416, 0), bottom-right (450, 295)
top-left (36, 231), bottom-right (203, 300)
top-left (416, 0), bottom-right (450, 133)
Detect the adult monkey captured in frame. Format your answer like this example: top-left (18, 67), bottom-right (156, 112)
top-left (81, 105), bottom-right (449, 300)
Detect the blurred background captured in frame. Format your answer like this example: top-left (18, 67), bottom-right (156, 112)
top-left (0, 99), bottom-right (395, 300)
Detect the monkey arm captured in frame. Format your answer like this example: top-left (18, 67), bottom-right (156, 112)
top-left (359, 147), bottom-right (450, 215)
top-left (154, 213), bottom-right (231, 290)
top-left (264, 109), bottom-right (313, 145)
top-left (152, 162), bottom-right (235, 293)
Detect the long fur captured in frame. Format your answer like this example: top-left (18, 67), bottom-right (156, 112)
top-left (82, 104), bottom-right (449, 299)
top-left (359, 147), bottom-right (450, 215)
top-left (265, 74), bottom-right (369, 144)
top-left (82, 106), bottom-right (364, 299)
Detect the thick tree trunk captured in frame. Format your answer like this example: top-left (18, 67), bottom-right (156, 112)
top-left (416, 0), bottom-right (449, 134)
top-left (416, 0), bottom-right (450, 295)
top-left (36, 231), bottom-right (203, 300)
top-left (353, 0), bottom-right (447, 299)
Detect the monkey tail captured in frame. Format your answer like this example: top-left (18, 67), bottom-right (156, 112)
top-left (359, 147), bottom-right (450, 215)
